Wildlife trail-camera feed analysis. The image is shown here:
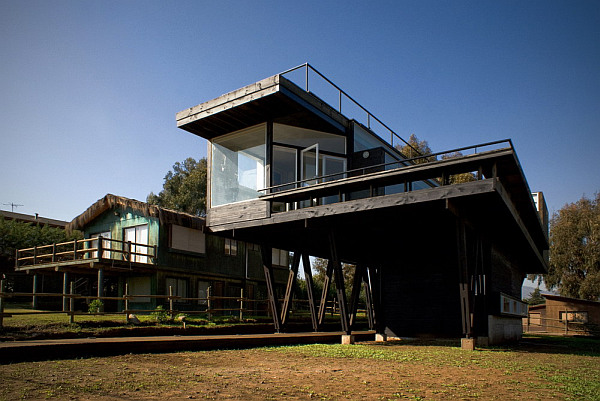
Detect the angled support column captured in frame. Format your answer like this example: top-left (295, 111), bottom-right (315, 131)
top-left (317, 259), bottom-right (334, 327)
top-left (349, 264), bottom-right (366, 328)
top-left (363, 266), bottom-right (375, 330)
top-left (368, 265), bottom-right (384, 335)
top-left (302, 253), bottom-right (319, 331)
top-left (456, 218), bottom-right (473, 338)
top-left (329, 231), bottom-right (350, 334)
top-left (281, 251), bottom-right (301, 327)
top-left (261, 244), bottom-right (282, 332)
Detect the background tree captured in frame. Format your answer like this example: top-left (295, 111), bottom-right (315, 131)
top-left (524, 287), bottom-right (546, 305)
top-left (396, 133), bottom-right (436, 164)
top-left (311, 257), bottom-right (355, 301)
top-left (531, 193), bottom-right (600, 300)
top-left (441, 151), bottom-right (477, 184)
top-left (0, 217), bottom-right (82, 272)
top-left (147, 157), bottom-right (207, 216)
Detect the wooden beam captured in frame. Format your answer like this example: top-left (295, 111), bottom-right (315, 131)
top-left (363, 266), bottom-right (375, 330)
top-left (456, 218), bottom-right (473, 338)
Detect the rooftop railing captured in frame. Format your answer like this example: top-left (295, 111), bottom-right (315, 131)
top-left (280, 63), bottom-right (424, 159)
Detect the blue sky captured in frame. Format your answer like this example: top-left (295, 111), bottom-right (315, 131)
top-left (1, 0), bottom-right (598, 221)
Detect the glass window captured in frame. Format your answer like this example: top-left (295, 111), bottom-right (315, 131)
top-left (274, 123), bottom-right (345, 154)
top-left (272, 145), bottom-right (297, 192)
top-left (225, 238), bottom-right (237, 256)
top-left (211, 124), bottom-right (266, 207)
top-left (166, 277), bottom-right (188, 301)
top-left (91, 231), bottom-right (111, 259)
top-left (124, 225), bottom-right (149, 263)
top-left (170, 224), bottom-right (205, 254)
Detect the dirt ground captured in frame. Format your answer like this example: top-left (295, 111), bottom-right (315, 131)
top-left (1, 339), bottom-right (598, 400)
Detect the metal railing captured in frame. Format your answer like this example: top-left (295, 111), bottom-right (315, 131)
top-left (280, 63), bottom-right (423, 158)
top-left (15, 237), bottom-right (158, 268)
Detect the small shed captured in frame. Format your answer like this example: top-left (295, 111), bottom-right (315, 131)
top-left (526, 294), bottom-right (600, 335)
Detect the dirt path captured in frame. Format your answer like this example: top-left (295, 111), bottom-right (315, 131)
top-left (1, 340), bottom-right (597, 400)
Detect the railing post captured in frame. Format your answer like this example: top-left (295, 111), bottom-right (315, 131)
top-left (207, 286), bottom-right (212, 322)
top-left (52, 243), bottom-right (57, 263)
top-left (127, 241), bottom-right (133, 262)
top-left (33, 246), bottom-right (37, 265)
top-left (305, 65), bottom-right (309, 92)
top-left (69, 281), bottom-right (75, 324)
top-left (32, 274), bottom-right (39, 309)
top-left (0, 279), bottom-right (5, 328)
top-left (62, 272), bottom-right (69, 312)
top-left (240, 288), bottom-right (244, 321)
top-left (124, 283), bottom-right (130, 323)
top-left (97, 236), bottom-right (103, 259)
top-left (15, 249), bottom-right (19, 269)
top-left (73, 239), bottom-right (78, 260)
top-left (169, 285), bottom-right (174, 320)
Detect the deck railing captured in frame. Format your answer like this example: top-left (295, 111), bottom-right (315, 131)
top-left (15, 237), bottom-right (157, 268)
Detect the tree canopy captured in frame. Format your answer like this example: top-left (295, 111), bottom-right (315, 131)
top-left (533, 193), bottom-right (600, 300)
top-left (396, 133), bottom-right (436, 164)
top-left (0, 217), bottom-right (82, 269)
top-left (147, 157), bottom-right (207, 216)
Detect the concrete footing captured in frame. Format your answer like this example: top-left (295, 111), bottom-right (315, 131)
top-left (461, 337), bottom-right (475, 350)
top-left (341, 334), bottom-right (355, 344)
top-left (375, 333), bottom-right (387, 342)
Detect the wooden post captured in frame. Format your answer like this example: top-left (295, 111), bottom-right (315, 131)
top-left (169, 285), bottom-right (174, 320)
top-left (33, 246), bottom-right (37, 265)
top-left (32, 274), bottom-right (39, 309)
top-left (52, 243), bottom-right (56, 262)
top-left (73, 239), bottom-right (78, 260)
top-left (69, 281), bottom-right (75, 324)
top-left (318, 260), bottom-right (334, 326)
top-left (207, 286), bottom-right (212, 321)
top-left (239, 288), bottom-right (244, 321)
top-left (349, 264), bottom-right (366, 328)
top-left (97, 236), bottom-right (103, 259)
top-left (62, 272), bottom-right (69, 312)
top-left (124, 283), bottom-right (130, 323)
top-left (0, 279), bottom-right (5, 328)
top-left (97, 269), bottom-right (104, 312)
top-left (15, 249), bottom-right (19, 269)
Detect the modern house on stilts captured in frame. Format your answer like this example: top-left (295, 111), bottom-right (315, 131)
top-left (176, 64), bottom-right (548, 345)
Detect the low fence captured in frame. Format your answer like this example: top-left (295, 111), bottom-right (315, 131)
top-left (0, 280), bottom-right (347, 328)
top-left (523, 315), bottom-right (600, 336)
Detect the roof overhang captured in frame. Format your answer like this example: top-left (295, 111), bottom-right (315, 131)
top-left (176, 75), bottom-right (349, 140)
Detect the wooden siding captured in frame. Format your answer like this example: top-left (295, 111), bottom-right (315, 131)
top-left (207, 200), bottom-right (269, 227)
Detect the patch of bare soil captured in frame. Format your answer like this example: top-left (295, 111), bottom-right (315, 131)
top-left (0, 341), bottom-right (594, 400)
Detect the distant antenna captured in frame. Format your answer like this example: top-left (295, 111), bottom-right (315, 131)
top-left (3, 202), bottom-right (24, 212)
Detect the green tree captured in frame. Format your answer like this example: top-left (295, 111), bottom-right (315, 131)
top-left (0, 217), bottom-right (82, 269)
top-left (532, 193), bottom-right (600, 300)
top-left (440, 151), bottom-right (477, 184)
top-left (147, 157), bottom-right (207, 216)
top-left (525, 287), bottom-right (546, 305)
top-left (311, 257), bottom-right (355, 300)
top-left (396, 133), bottom-right (436, 164)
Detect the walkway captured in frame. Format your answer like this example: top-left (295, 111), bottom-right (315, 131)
top-left (0, 331), bottom-right (375, 362)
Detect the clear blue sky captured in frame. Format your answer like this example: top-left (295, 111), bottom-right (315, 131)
top-left (1, 0), bottom-right (598, 221)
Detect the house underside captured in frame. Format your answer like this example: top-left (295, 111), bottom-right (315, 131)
top-left (177, 64), bottom-right (549, 343)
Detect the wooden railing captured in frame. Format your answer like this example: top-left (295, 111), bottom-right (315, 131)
top-left (0, 280), bottom-right (358, 328)
top-left (523, 314), bottom-right (599, 336)
top-left (15, 237), bottom-right (157, 268)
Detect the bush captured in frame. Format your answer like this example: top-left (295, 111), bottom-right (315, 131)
top-left (151, 305), bottom-right (170, 323)
top-left (88, 299), bottom-right (104, 313)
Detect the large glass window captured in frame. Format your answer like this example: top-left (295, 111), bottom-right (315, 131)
top-left (211, 124), bottom-right (266, 207)
top-left (272, 145), bottom-right (297, 192)
top-left (274, 123), bottom-right (345, 154)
